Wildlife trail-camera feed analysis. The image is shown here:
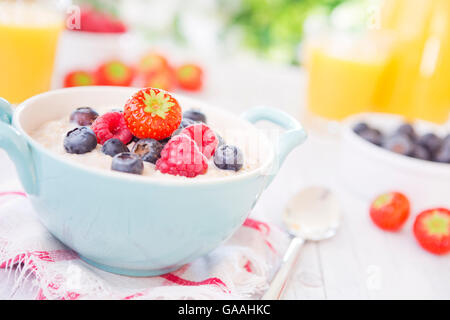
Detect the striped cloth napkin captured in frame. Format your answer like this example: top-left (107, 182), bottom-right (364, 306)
top-left (0, 190), bottom-right (288, 300)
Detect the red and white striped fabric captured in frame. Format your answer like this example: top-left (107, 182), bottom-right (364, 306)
top-left (0, 191), bottom-right (288, 300)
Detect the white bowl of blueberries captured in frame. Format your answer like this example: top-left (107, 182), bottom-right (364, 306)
top-left (339, 112), bottom-right (450, 209)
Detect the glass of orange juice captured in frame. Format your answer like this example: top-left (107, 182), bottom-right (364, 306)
top-left (0, 0), bottom-right (63, 104)
top-left (376, 0), bottom-right (450, 124)
top-left (304, 32), bottom-right (391, 121)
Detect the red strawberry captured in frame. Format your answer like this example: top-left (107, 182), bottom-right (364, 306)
top-left (156, 134), bottom-right (208, 178)
top-left (123, 88), bottom-right (182, 140)
top-left (369, 192), bottom-right (410, 231)
top-left (91, 112), bottom-right (133, 145)
top-left (138, 52), bottom-right (170, 75)
top-left (63, 71), bottom-right (96, 87)
top-left (181, 123), bottom-right (218, 159)
top-left (96, 61), bottom-right (134, 86)
top-left (413, 208), bottom-right (450, 255)
top-left (71, 7), bottom-right (127, 33)
top-left (143, 68), bottom-right (176, 92)
top-left (176, 64), bottom-right (203, 91)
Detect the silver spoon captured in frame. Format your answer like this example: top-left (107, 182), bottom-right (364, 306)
top-left (262, 186), bottom-right (340, 300)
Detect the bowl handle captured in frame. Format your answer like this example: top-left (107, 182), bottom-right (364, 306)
top-left (241, 106), bottom-right (307, 186)
top-left (0, 98), bottom-right (36, 194)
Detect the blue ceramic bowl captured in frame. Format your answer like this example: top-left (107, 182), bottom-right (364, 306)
top-left (0, 87), bottom-right (306, 276)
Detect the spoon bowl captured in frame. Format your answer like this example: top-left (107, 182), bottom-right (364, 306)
top-left (262, 186), bottom-right (340, 300)
top-left (284, 186), bottom-right (340, 240)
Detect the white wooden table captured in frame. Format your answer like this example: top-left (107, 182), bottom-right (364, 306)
top-left (1, 57), bottom-right (449, 299)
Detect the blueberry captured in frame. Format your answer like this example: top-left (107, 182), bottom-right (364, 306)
top-left (383, 134), bottom-right (414, 156)
top-left (180, 118), bottom-right (197, 129)
top-left (435, 144), bottom-right (450, 164)
top-left (64, 127), bottom-right (97, 154)
top-left (410, 144), bottom-right (431, 161)
top-left (395, 123), bottom-right (416, 141)
top-left (442, 134), bottom-right (450, 148)
top-left (214, 145), bottom-right (244, 171)
top-left (359, 128), bottom-right (384, 146)
top-left (131, 138), bottom-right (163, 164)
top-left (127, 136), bottom-right (140, 145)
top-left (418, 133), bottom-right (442, 155)
top-left (70, 107), bottom-right (99, 126)
top-left (353, 122), bottom-right (369, 135)
top-left (111, 152), bottom-right (144, 175)
top-left (101, 138), bottom-right (129, 157)
top-left (158, 137), bottom-right (171, 147)
top-left (168, 119), bottom-right (197, 140)
top-left (183, 110), bottom-right (206, 123)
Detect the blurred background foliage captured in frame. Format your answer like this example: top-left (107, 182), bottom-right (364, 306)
top-left (219, 0), bottom-right (349, 64)
top-left (72, 0), bottom-right (370, 64)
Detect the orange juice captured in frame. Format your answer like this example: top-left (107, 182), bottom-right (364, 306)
top-left (305, 34), bottom-right (389, 120)
top-left (375, 0), bottom-right (450, 123)
top-left (0, 2), bottom-right (63, 103)
top-left (410, 0), bottom-right (450, 123)
top-left (305, 0), bottom-right (450, 124)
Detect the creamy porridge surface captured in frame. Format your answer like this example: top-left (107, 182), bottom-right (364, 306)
top-left (31, 105), bottom-right (267, 180)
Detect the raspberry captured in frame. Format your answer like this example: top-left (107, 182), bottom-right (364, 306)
top-left (156, 134), bottom-right (208, 178)
top-left (181, 123), bottom-right (218, 159)
top-left (91, 112), bottom-right (133, 145)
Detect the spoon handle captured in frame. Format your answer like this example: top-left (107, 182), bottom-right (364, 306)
top-left (261, 237), bottom-right (305, 300)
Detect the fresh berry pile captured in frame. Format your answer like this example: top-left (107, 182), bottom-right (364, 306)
top-left (353, 122), bottom-right (450, 164)
top-left (63, 52), bottom-right (204, 93)
top-left (369, 191), bottom-right (450, 256)
top-left (63, 88), bottom-right (244, 178)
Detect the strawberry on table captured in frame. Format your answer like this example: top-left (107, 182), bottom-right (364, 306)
top-left (96, 60), bottom-right (134, 86)
top-left (176, 64), bottom-right (203, 91)
top-left (143, 68), bottom-right (176, 92)
top-left (413, 208), bottom-right (450, 255)
top-left (138, 52), bottom-right (170, 75)
top-left (369, 192), bottom-right (410, 231)
top-left (64, 71), bottom-right (96, 87)
top-left (124, 88), bottom-right (182, 140)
